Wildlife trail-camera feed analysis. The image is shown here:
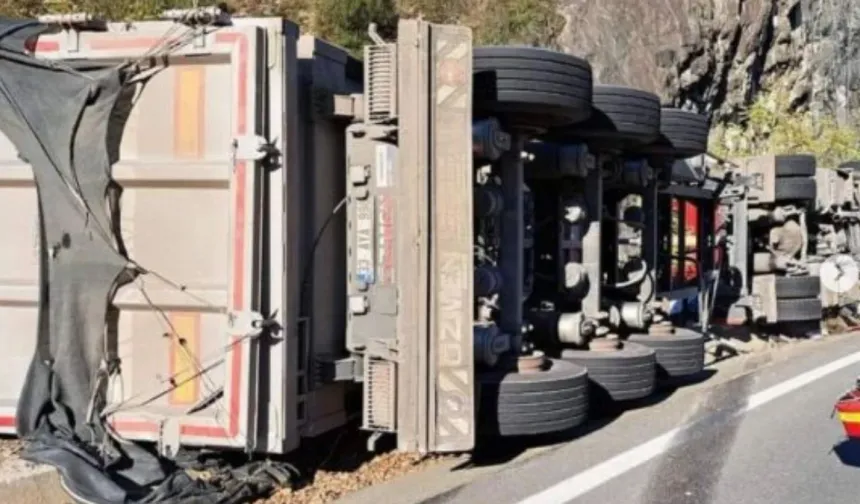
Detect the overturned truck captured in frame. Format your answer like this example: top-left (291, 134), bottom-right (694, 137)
top-left (0, 11), bottom-right (735, 502)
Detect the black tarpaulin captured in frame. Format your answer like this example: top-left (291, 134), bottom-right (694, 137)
top-left (0, 18), bottom-right (291, 504)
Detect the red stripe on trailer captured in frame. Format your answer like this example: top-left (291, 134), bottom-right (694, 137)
top-left (111, 419), bottom-right (159, 432)
top-left (216, 30), bottom-right (248, 441)
top-left (35, 41), bottom-right (59, 52)
top-left (0, 415), bottom-right (14, 427)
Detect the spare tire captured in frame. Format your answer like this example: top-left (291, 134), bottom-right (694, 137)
top-left (776, 297), bottom-right (822, 322)
top-left (544, 85), bottom-right (661, 150)
top-left (477, 358), bottom-right (589, 436)
top-left (774, 155), bottom-right (817, 177)
top-left (775, 275), bottom-right (820, 299)
top-left (775, 177), bottom-right (816, 202)
top-left (473, 46), bottom-right (593, 129)
top-left (636, 108), bottom-right (710, 159)
top-left (561, 341), bottom-right (656, 402)
top-left (628, 327), bottom-right (705, 378)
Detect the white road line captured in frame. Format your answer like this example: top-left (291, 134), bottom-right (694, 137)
top-left (516, 349), bottom-right (860, 504)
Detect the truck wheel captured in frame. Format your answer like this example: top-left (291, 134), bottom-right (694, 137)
top-left (776, 297), bottom-right (822, 322)
top-left (473, 47), bottom-right (593, 129)
top-left (774, 177), bottom-right (816, 202)
top-left (477, 358), bottom-right (589, 436)
top-left (775, 275), bottom-right (820, 299)
top-left (774, 155), bottom-right (816, 177)
top-left (560, 342), bottom-right (656, 402)
top-left (636, 108), bottom-right (710, 159)
top-left (545, 85), bottom-right (661, 149)
top-left (627, 327), bottom-right (705, 378)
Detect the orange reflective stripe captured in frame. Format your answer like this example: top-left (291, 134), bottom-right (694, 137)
top-left (174, 66), bottom-right (205, 159)
top-left (168, 312), bottom-right (201, 406)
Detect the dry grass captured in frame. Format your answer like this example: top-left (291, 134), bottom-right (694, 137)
top-left (0, 0), bottom-right (564, 56)
top-left (710, 86), bottom-right (860, 167)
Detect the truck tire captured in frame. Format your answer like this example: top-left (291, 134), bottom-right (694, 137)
top-left (560, 342), bottom-right (656, 402)
top-left (774, 155), bottom-right (816, 177)
top-left (627, 327), bottom-right (705, 378)
top-left (477, 358), bottom-right (589, 436)
top-left (775, 177), bottom-right (816, 202)
top-left (775, 275), bottom-right (820, 299)
top-left (776, 297), bottom-right (822, 322)
top-left (473, 47), bottom-right (593, 129)
top-left (546, 85), bottom-right (661, 149)
top-left (636, 108), bottom-right (710, 158)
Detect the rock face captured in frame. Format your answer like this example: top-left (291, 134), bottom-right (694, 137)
top-left (556, 0), bottom-right (860, 123)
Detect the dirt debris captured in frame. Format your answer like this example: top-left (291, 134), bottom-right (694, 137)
top-left (1, 430), bottom-right (452, 504)
top-left (0, 436), bottom-right (23, 463)
top-left (260, 451), bottom-right (452, 504)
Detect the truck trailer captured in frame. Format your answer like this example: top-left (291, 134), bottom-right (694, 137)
top-left (0, 10), bottom-right (803, 502)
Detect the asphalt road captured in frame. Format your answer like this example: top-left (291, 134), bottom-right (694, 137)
top-left (431, 334), bottom-right (860, 504)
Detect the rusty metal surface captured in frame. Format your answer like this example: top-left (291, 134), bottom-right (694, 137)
top-left (589, 337), bottom-right (621, 352)
top-left (517, 352), bottom-right (547, 373)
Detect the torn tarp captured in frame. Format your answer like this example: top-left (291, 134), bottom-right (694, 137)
top-left (0, 18), bottom-right (292, 503)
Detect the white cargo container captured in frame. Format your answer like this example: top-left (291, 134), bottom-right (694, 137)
top-left (0, 17), bottom-right (358, 454)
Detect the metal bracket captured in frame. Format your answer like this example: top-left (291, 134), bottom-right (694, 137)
top-left (37, 12), bottom-right (106, 53)
top-left (157, 417), bottom-right (182, 458)
top-left (226, 311), bottom-right (267, 337)
top-left (36, 12), bottom-right (106, 30)
top-left (315, 354), bottom-right (362, 383)
top-left (232, 135), bottom-right (279, 163)
top-left (719, 184), bottom-right (747, 199)
top-left (316, 91), bottom-right (365, 121)
top-left (160, 6), bottom-right (232, 27)
top-left (734, 173), bottom-right (763, 190)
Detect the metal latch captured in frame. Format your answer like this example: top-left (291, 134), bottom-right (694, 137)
top-left (227, 311), bottom-right (279, 338)
top-left (232, 136), bottom-right (279, 163)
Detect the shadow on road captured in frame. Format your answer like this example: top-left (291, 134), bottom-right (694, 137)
top-left (639, 368), bottom-right (754, 504)
top-left (832, 439), bottom-right (860, 467)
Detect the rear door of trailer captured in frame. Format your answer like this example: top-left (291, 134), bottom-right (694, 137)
top-left (0, 17), bottom-right (301, 453)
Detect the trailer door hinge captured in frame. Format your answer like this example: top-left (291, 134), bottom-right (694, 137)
top-left (232, 135), bottom-right (279, 163)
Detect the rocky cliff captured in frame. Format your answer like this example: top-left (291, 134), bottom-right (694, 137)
top-left (556, 0), bottom-right (860, 123)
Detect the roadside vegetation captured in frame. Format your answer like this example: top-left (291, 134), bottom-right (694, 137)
top-left (710, 87), bottom-right (860, 167)
top-left (0, 0), bottom-right (564, 56)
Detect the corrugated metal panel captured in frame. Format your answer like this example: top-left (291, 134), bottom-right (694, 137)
top-left (0, 22), bottom-right (273, 450)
